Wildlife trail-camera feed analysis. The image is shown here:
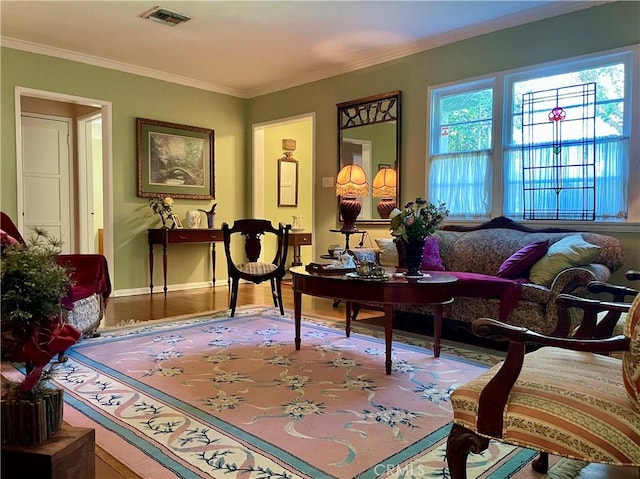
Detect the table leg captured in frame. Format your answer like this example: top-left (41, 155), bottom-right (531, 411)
top-left (162, 243), bottom-right (168, 297)
top-left (291, 244), bottom-right (302, 267)
top-left (433, 304), bottom-right (443, 357)
top-left (148, 243), bottom-right (154, 294)
top-left (294, 290), bottom-right (302, 350)
top-left (345, 301), bottom-right (352, 337)
top-left (384, 304), bottom-right (393, 375)
top-left (210, 243), bottom-right (216, 286)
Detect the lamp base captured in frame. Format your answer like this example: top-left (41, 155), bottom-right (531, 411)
top-left (340, 196), bottom-right (361, 232)
top-left (376, 198), bottom-right (396, 219)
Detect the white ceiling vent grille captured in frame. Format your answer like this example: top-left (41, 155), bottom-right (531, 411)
top-left (141, 6), bottom-right (191, 26)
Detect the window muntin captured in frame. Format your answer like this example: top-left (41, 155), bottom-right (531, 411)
top-left (428, 49), bottom-right (634, 223)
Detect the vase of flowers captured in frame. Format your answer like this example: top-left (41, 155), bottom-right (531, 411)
top-left (389, 198), bottom-right (449, 277)
top-left (148, 196), bottom-right (174, 228)
top-left (1, 228), bottom-right (81, 444)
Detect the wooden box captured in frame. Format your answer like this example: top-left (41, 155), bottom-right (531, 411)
top-left (2, 426), bottom-right (95, 479)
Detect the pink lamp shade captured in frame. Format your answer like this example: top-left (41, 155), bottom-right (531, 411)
top-left (336, 164), bottom-right (369, 232)
top-left (372, 167), bottom-right (397, 219)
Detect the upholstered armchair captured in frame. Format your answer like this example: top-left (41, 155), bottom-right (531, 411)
top-left (1, 212), bottom-right (111, 339)
top-left (446, 290), bottom-right (640, 478)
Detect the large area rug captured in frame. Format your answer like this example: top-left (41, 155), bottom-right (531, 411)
top-left (20, 307), bottom-right (585, 478)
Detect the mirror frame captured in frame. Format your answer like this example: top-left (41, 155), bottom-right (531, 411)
top-left (337, 90), bottom-right (401, 225)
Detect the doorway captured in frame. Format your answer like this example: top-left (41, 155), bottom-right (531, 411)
top-left (14, 87), bottom-right (114, 285)
top-left (252, 113), bottom-right (315, 265)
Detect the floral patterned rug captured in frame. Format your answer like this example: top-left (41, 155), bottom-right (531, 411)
top-left (47, 307), bottom-right (564, 478)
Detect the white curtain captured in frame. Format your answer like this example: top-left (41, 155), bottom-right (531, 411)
top-left (504, 137), bottom-right (629, 220)
top-left (428, 150), bottom-right (492, 219)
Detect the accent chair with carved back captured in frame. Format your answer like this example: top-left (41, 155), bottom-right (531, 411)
top-left (222, 219), bottom-right (290, 317)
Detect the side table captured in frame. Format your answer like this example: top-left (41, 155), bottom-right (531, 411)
top-left (329, 229), bottom-right (367, 250)
top-left (2, 426), bottom-right (95, 479)
top-left (289, 231), bottom-right (312, 267)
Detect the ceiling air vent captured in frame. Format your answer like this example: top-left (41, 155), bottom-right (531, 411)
top-left (141, 6), bottom-right (191, 26)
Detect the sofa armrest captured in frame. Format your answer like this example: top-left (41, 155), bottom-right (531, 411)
top-left (543, 266), bottom-right (609, 336)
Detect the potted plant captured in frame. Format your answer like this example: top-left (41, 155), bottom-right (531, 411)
top-left (1, 227), bottom-right (81, 444)
top-left (389, 198), bottom-right (449, 277)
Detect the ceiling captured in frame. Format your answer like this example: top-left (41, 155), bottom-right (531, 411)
top-left (0, 1), bottom-right (603, 98)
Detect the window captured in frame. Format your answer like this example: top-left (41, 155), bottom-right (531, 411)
top-left (428, 47), bottom-right (636, 224)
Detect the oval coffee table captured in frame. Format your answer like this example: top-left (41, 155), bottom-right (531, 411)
top-left (290, 266), bottom-right (458, 374)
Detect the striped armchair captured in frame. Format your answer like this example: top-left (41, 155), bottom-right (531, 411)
top-left (446, 290), bottom-right (640, 477)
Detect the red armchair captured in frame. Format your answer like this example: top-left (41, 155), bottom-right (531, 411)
top-left (1, 212), bottom-right (111, 339)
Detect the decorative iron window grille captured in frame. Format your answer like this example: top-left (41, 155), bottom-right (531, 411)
top-left (521, 83), bottom-right (596, 220)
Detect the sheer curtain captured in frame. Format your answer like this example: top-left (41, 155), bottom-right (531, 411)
top-left (428, 150), bottom-right (492, 219)
top-left (504, 137), bottom-right (629, 220)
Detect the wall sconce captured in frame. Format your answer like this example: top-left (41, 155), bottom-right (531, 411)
top-left (336, 164), bottom-right (369, 231)
top-left (372, 167), bottom-right (397, 219)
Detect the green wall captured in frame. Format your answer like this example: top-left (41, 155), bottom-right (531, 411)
top-left (1, 49), bottom-right (245, 291)
top-left (246, 1), bottom-right (640, 287)
top-left (2, 1), bottom-right (638, 292)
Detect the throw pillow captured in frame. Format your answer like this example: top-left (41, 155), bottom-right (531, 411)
top-left (529, 234), bottom-right (601, 286)
top-left (421, 236), bottom-right (445, 271)
top-left (497, 240), bottom-right (549, 279)
top-left (622, 293), bottom-right (640, 412)
top-left (375, 238), bottom-right (399, 267)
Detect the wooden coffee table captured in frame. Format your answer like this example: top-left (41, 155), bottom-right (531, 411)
top-left (290, 266), bottom-right (458, 374)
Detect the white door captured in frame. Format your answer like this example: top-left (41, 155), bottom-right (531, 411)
top-left (20, 114), bottom-right (73, 253)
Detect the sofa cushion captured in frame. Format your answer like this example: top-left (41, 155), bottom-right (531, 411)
top-left (623, 293), bottom-right (640, 412)
top-left (497, 240), bottom-right (549, 279)
top-left (375, 238), bottom-right (398, 267)
top-left (421, 236), bottom-right (444, 271)
top-left (529, 234), bottom-right (601, 286)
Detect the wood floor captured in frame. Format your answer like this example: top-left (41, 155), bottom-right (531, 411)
top-left (89, 283), bottom-right (636, 479)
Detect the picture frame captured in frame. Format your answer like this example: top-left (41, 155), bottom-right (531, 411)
top-left (278, 153), bottom-right (298, 207)
top-left (137, 118), bottom-right (215, 199)
top-left (378, 163), bottom-right (391, 170)
top-left (170, 215), bottom-right (183, 229)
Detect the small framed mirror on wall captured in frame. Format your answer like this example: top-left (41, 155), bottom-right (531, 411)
top-left (337, 91), bottom-right (401, 225)
top-left (278, 152), bottom-right (298, 207)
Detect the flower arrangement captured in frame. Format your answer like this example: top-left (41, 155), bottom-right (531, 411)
top-left (1, 228), bottom-right (81, 397)
top-left (389, 198), bottom-right (449, 243)
top-left (148, 196), bottom-right (174, 226)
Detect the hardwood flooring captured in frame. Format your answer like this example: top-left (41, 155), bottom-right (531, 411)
top-left (87, 283), bottom-right (636, 479)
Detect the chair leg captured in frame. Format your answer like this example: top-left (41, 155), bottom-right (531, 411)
top-left (446, 423), bottom-right (490, 479)
top-left (275, 278), bottom-right (285, 315)
top-left (531, 452), bottom-right (549, 473)
top-left (229, 278), bottom-right (239, 317)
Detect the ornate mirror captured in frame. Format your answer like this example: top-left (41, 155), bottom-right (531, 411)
top-left (337, 91), bottom-right (400, 225)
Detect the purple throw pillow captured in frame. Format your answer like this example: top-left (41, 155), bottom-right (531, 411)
top-left (421, 236), bottom-right (445, 271)
top-left (498, 240), bottom-right (550, 279)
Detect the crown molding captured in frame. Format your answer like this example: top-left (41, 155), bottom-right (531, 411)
top-left (1, 1), bottom-right (606, 99)
top-left (1, 36), bottom-right (249, 98)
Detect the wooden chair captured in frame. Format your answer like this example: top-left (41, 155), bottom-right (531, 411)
top-left (446, 284), bottom-right (640, 478)
top-left (222, 219), bottom-right (290, 317)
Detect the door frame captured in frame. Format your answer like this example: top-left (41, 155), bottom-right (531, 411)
top-left (14, 86), bottom-right (114, 286)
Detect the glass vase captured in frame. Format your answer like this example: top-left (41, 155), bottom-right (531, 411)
top-left (403, 238), bottom-right (426, 277)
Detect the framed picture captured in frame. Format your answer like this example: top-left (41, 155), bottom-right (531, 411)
top-left (378, 163), bottom-right (391, 170)
top-left (278, 154), bottom-right (298, 207)
top-left (171, 215), bottom-right (183, 229)
top-left (137, 118), bottom-right (215, 199)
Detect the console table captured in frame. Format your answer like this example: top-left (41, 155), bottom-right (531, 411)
top-left (148, 228), bottom-right (223, 296)
top-left (290, 266), bottom-right (458, 374)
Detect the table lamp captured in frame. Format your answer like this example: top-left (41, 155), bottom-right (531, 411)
top-left (336, 164), bottom-right (369, 231)
top-left (372, 167), bottom-right (397, 219)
